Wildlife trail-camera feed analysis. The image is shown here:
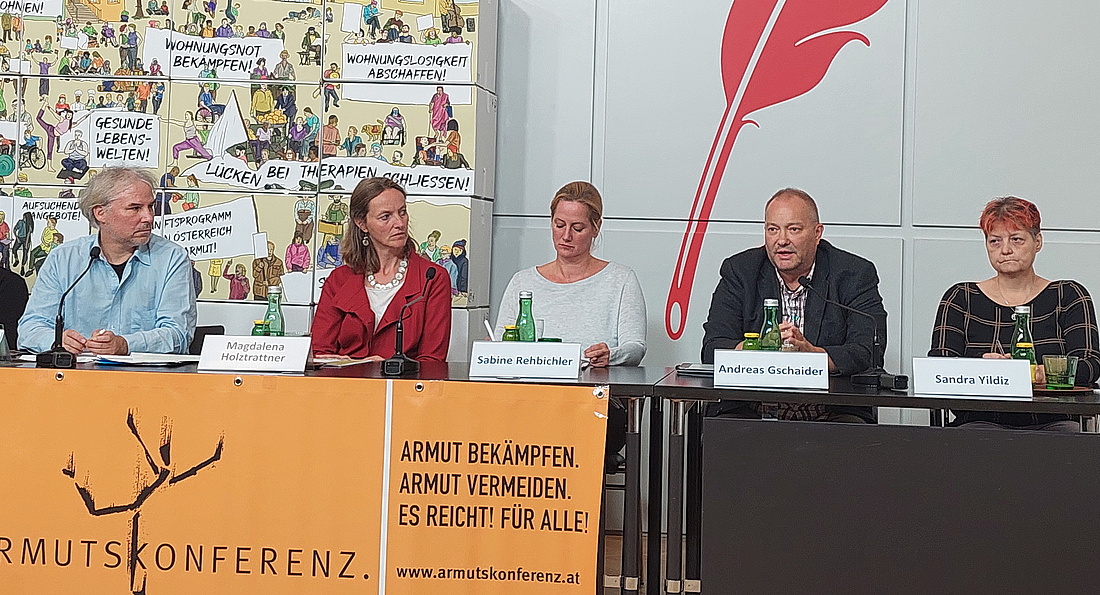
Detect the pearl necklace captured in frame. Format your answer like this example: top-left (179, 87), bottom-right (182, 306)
top-left (367, 259), bottom-right (408, 290)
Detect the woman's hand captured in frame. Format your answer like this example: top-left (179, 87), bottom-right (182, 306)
top-left (584, 343), bottom-right (611, 368)
top-left (982, 353), bottom-right (1011, 359)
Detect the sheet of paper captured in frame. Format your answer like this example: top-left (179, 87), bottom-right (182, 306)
top-left (252, 232), bottom-right (268, 259)
top-left (342, 2), bottom-right (363, 33)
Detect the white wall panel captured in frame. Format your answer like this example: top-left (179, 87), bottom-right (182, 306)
top-left (596, 0), bottom-right (906, 225)
top-left (495, 0), bottom-right (596, 215)
top-left (912, 1), bottom-right (1100, 229)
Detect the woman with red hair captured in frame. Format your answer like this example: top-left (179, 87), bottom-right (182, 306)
top-left (929, 197), bottom-right (1100, 430)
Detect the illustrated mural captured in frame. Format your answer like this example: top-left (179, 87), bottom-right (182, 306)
top-left (664, 0), bottom-right (891, 339)
top-left (1, 0), bottom-right (492, 315)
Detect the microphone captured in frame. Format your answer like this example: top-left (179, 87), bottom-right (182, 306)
top-left (382, 267), bottom-right (437, 376)
top-left (796, 275), bottom-right (908, 390)
top-left (38, 245), bottom-right (101, 369)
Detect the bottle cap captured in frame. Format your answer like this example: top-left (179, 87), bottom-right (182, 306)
top-left (1016, 342), bottom-right (1033, 348)
top-left (763, 298), bottom-right (779, 307)
top-left (504, 325), bottom-right (517, 330)
top-left (1013, 305), bottom-right (1030, 314)
top-left (744, 333), bottom-right (760, 338)
top-left (519, 291), bottom-right (533, 299)
top-left (268, 285), bottom-right (282, 294)
top-left (253, 320), bottom-right (266, 325)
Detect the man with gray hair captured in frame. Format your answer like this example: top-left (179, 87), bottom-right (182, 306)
top-left (19, 168), bottom-right (196, 355)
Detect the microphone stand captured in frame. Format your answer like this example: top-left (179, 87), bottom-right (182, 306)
top-left (796, 276), bottom-right (907, 390)
top-left (382, 268), bottom-right (436, 376)
top-left (38, 246), bottom-right (101, 369)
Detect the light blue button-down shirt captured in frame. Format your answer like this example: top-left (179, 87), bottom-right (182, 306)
top-left (18, 233), bottom-right (197, 354)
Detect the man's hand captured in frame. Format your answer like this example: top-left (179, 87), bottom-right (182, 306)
top-left (84, 329), bottom-right (128, 355)
top-left (779, 322), bottom-right (824, 354)
top-left (61, 329), bottom-right (88, 355)
top-left (780, 322), bottom-right (836, 371)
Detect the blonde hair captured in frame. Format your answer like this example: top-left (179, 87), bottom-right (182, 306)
top-left (341, 177), bottom-right (417, 275)
top-left (549, 181), bottom-right (603, 229)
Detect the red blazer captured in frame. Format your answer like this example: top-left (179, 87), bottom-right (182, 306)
top-left (310, 254), bottom-right (451, 361)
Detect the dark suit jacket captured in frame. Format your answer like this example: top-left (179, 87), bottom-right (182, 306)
top-left (0, 266), bottom-right (29, 350)
top-left (701, 240), bottom-right (886, 422)
top-left (310, 254), bottom-right (451, 361)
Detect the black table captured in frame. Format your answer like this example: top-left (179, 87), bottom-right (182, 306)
top-left (654, 372), bottom-right (1100, 594)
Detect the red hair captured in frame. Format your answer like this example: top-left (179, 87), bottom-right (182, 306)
top-left (979, 196), bottom-right (1041, 237)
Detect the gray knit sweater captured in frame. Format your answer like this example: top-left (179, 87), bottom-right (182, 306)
top-left (493, 262), bottom-right (647, 366)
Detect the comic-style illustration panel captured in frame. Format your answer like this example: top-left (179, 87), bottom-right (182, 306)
top-left (156, 191), bottom-right (315, 304)
top-left (318, 82), bottom-right (481, 195)
top-left (0, 188), bottom-right (13, 272)
top-left (167, 79), bottom-right (324, 192)
top-left (162, 0), bottom-right (323, 83)
top-left (2, 0), bottom-right (343, 87)
top-left (0, 183), bottom-right (89, 280)
top-left (324, 0), bottom-right (484, 87)
top-left (4, 0), bottom-right (494, 307)
top-left (407, 194), bottom-right (474, 306)
top-left (15, 76), bottom-right (168, 186)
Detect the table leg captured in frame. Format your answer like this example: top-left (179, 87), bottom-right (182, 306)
top-left (598, 472), bottom-right (608, 595)
top-left (665, 400), bottom-right (687, 593)
top-left (684, 404), bottom-right (702, 593)
top-left (646, 396), bottom-right (664, 595)
top-left (621, 397), bottom-right (643, 593)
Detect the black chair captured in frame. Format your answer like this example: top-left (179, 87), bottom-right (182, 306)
top-left (0, 267), bottom-right (29, 351)
top-left (188, 325), bottom-right (225, 355)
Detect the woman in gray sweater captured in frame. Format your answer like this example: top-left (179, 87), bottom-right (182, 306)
top-left (493, 181), bottom-right (647, 366)
top-left (494, 181), bottom-right (647, 472)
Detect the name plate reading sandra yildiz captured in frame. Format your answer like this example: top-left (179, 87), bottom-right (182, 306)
top-left (911, 357), bottom-right (1032, 398)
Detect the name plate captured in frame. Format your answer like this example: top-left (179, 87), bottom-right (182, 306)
top-left (713, 350), bottom-right (829, 390)
top-left (911, 357), bottom-right (1032, 398)
top-left (198, 336), bottom-right (312, 373)
top-left (469, 341), bottom-right (582, 379)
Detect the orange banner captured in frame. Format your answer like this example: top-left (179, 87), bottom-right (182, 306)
top-left (384, 379), bottom-right (609, 594)
top-left (0, 368), bottom-right (608, 594)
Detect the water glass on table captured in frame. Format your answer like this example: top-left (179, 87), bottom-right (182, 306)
top-left (1042, 355), bottom-right (1078, 389)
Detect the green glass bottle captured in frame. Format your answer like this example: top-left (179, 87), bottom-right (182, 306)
top-left (759, 299), bottom-right (782, 351)
top-left (742, 332), bottom-right (761, 350)
top-left (515, 291), bottom-right (536, 342)
top-left (265, 285), bottom-right (285, 337)
top-left (1010, 305), bottom-right (1036, 381)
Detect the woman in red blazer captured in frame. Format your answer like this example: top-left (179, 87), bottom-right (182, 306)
top-left (311, 177), bottom-right (451, 360)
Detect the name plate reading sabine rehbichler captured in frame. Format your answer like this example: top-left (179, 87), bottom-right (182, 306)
top-left (198, 336), bottom-right (312, 373)
top-left (712, 350), bottom-right (829, 390)
top-left (911, 357), bottom-right (1032, 398)
top-left (469, 341), bottom-right (583, 379)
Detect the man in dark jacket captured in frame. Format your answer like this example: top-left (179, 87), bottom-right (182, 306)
top-left (701, 188), bottom-right (886, 422)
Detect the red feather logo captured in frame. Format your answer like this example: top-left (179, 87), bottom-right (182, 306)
top-left (664, 0), bottom-right (890, 339)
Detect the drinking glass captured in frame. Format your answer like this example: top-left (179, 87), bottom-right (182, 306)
top-left (1042, 355), bottom-right (1078, 389)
